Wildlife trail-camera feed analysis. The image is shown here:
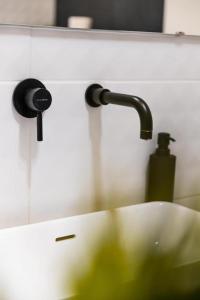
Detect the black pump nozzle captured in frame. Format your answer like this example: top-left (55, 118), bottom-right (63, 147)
top-left (158, 132), bottom-right (175, 146)
top-left (156, 132), bottom-right (175, 155)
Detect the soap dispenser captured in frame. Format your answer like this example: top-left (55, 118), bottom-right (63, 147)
top-left (146, 132), bottom-right (176, 202)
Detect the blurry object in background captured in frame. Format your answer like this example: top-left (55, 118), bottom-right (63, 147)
top-left (0, 0), bottom-right (199, 36)
top-left (68, 16), bottom-right (93, 29)
top-left (175, 31), bottom-right (186, 36)
top-left (56, 0), bottom-right (164, 32)
top-left (0, 0), bottom-right (55, 26)
top-left (164, 0), bottom-right (200, 35)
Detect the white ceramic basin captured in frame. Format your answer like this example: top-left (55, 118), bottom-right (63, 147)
top-left (0, 202), bottom-right (199, 300)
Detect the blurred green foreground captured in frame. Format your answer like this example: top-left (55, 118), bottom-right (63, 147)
top-left (70, 214), bottom-right (200, 300)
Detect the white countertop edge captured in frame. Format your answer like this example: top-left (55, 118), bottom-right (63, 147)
top-left (0, 23), bottom-right (200, 41)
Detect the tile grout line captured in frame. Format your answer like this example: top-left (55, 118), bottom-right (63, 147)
top-left (1, 79), bottom-right (200, 84)
top-left (27, 28), bottom-right (33, 224)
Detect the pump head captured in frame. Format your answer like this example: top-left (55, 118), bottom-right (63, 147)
top-left (156, 132), bottom-right (176, 155)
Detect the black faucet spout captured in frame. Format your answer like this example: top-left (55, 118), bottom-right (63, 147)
top-left (85, 84), bottom-right (153, 140)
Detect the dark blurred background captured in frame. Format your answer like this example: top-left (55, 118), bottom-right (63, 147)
top-left (56, 0), bottom-right (164, 32)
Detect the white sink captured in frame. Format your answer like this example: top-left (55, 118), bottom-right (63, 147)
top-left (0, 202), bottom-right (199, 300)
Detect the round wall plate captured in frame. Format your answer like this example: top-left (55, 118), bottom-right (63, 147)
top-left (13, 78), bottom-right (46, 118)
top-left (85, 84), bottom-right (103, 107)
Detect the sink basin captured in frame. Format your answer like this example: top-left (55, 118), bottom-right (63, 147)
top-left (0, 202), bottom-right (199, 300)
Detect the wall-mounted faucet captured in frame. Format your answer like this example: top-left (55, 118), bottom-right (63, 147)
top-left (13, 79), bottom-right (52, 142)
top-left (85, 84), bottom-right (153, 140)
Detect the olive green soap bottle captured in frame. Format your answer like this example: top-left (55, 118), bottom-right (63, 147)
top-left (146, 132), bottom-right (176, 202)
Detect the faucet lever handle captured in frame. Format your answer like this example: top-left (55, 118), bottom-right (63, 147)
top-left (13, 79), bottom-right (52, 142)
top-left (37, 112), bottom-right (43, 142)
top-left (26, 87), bottom-right (52, 142)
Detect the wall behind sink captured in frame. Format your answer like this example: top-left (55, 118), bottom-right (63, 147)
top-left (1, 26), bottom-right (200, 228)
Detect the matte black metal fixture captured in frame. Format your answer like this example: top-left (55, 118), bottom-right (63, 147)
top-left (85, 84), bottom-right (153, 140)
top-left (13, 79), bottom-right (52, 142)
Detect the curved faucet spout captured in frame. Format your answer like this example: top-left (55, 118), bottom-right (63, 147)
top-left (85, 84), bottom-right (153, 140)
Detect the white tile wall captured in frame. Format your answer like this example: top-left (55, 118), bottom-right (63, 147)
top-left (30, 29), bottom-right (200, 81)
top-left (0, 27), bottom-right (30, 81)
top-left (0, 26), bottom-right (200, 227)
top-left (29, 83), bottom-right (94, 222)
top-left (0, 82), bottom-right (29, 228)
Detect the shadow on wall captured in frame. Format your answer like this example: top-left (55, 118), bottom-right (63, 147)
top-left (86, 104), bottom-right (103, 211)
top-left (11, 104), bottom-right (32, 188)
